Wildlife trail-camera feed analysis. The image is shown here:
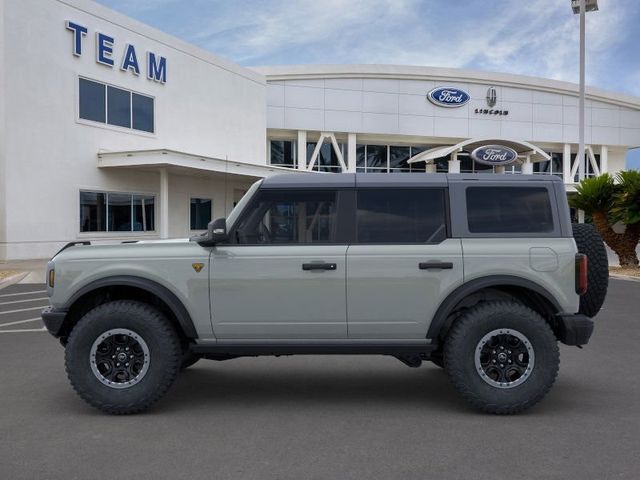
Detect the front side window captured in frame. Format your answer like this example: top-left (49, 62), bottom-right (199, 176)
top-left (466, 187), bottom-right (554, 234)
top-left (356, 189), bottom-right (447, 243)
top-left (78, 78), bottom-right (154, 133)
top-left (234, 190), bottom-right (338, 244)
top-left (80, 191), bottom-right (155, 232)
top-left (190, 198), bottom-right (212, 230)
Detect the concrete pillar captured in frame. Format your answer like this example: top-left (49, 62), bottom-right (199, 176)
top-left (448, 152), bottom-right (460, 173)
top-left (600, 145), bottom-right (608, 174)
top-left (297, 130), bottom-right (307, 170)
top-left (425, 163), bottom-right (437, 173)
top-left (347, 133), bottom-right (357, 172)
top-left (563, 143), bottom-right (572, 184)
top-left (522, 154), bottom-right (533, 175)
top-left (578, 210), bottom-right (585, 224)
top-left (160, 168), bottom-right (169, 239)
top-left (495, 166), bottom-right (506, 174)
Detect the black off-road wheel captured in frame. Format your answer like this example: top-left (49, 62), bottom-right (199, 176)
top-left (572, 223), bottom-right (609, 317)
top-left (444, 301), bottom-right (559, 414)
top-left (65, 300), bottom-right (182, 415)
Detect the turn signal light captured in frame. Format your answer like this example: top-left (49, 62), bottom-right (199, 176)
top-left (48, 269), bottom-right (55, 288)
top-left (575, 254), bottom-right (588, 295)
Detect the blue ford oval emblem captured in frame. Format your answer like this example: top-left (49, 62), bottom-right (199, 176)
top-left (470, 145), bottom-right (519, 166)
top-left (427, 86), bottom-right (470, 108)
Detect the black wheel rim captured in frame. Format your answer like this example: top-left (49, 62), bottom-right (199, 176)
top-left (474, 329), bottom-right (535, 389)
top-left (90, 329), bottom-right (150, 389)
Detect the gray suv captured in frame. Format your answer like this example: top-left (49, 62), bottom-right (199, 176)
top-left (42, 174), bottom-right (608, 414)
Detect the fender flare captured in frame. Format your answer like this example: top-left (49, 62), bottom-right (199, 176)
top-left (426, 275), bottom-right (562, 340)
top-left (64, 275), bottom-right (198, 338)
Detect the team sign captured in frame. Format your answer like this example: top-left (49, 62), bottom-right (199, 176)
top-left (66, 21), bottom-right (167, 84)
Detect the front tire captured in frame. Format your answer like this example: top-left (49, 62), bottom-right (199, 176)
top-left (444, 301), bottom-right (559, 414)
top-left (65, 300), bottom-right (182, 414)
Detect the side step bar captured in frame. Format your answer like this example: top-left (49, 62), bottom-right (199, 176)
top-left (190, 340), bottom-right (437, 357)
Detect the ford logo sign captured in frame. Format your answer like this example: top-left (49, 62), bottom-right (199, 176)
top-left (470, 145), bottom-right (519, 166)
top-left (427, 86), bottom-right (470, 108)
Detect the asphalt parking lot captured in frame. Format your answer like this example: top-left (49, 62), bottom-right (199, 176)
top-left (1, 279), bottom-right (639, 480)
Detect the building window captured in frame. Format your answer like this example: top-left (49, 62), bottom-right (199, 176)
top-left (80, 191), bottom-right (155, 232)
top-left (190, 198), bottom-right (212, 230)
top-left (306, 142), bottom-right (345, 172)
top-left (270, 140), bottom-right (297, 169)
top-left (78, 78), bottom-right (154, 133)
top-left (356, 189), bottom-right (447, 243)
top-left (356, 145), bottom-right (429, 173)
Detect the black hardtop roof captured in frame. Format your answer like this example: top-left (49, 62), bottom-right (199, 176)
top-left (260, 173), bottom-right (562, 189)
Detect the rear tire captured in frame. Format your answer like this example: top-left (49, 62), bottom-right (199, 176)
top-left (444, 301), bottom-right (559, 414)
top-left (65, 300), bottom-right (181, 415)
top-left (572, 223), bottom-right (609, 317)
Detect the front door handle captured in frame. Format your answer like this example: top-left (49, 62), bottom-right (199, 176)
top-left (302, 262), bottom-right (337, 271)
top-left (419, 261), bottom-right (453, 270)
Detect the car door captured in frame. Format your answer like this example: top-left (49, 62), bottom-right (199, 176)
top-left (346, 185), bottom-right (464, 339)
top-left (210, 188), bottom-right (349, 339)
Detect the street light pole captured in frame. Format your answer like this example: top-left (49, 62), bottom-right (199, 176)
top-left (571, 0), bottom-right (598, 183)
top-left (578, 0), bottom-right (586, 182)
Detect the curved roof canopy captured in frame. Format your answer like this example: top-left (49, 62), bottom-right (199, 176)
top-left (407, 138), bottom-right (551, 164)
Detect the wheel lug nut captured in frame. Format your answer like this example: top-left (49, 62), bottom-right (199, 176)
top-left (492, 350), bottom-right (496, 354)
top-left (130, 355), bottom-right (134, 359)
top-left (116, 363), bottom-right (120, 367)
top-left (111, 355), bottom-right (115, 359)
top-left (508, 360), bottom-right (512, 363)
top-left (500, 346), bottom-right (504, 350)
top-left (500, 364), bottom-right (504, 368)
top-left (492, 359), bottom-right (496, 363)
top-left (126, 347), bottom-right (129, 351)
top-left (125, 363), bottom-right (129, 367)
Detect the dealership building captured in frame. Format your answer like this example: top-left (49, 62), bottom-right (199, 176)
top-left (1, 0), bottom-right (640, 260)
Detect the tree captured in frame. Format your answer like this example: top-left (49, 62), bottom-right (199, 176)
top-left (570, 171), bottom-right (640, 268)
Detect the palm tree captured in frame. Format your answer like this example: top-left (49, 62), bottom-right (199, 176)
top-left (570, 172), bottom-right (640, 268)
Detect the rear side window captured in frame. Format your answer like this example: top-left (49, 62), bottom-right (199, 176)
top-left (466, 187), bottom-right (554, 234)
top-left (356, 189), bottom-right (447, 243)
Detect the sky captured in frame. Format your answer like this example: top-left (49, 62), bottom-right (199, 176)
top-left (95, 0), bottom-right (640, 169)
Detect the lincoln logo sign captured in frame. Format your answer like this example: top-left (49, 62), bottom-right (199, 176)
top-left (427, 87), bottom-right (470, 107)
top-left (471, 145), bottom-right (519, 166)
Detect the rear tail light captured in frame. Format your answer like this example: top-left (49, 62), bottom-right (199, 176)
top-left (575, 254), bottom-right (588, 295)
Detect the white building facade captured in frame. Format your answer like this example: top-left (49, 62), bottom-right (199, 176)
top-left (1, 0), bottom-right (640, 260)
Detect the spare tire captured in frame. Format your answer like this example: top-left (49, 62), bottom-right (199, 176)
top-left (572, 223), bottom-right (609, 317)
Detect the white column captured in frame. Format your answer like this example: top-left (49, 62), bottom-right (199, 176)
top-left (347, 133), bottom-right (357, 172)
top-left (522, 154), bottom-right (533, 175)
top-left (448, 151), bottom-right (460, 173)
top-left (578, 210), bottom-right (585, 224)
top-left (160, 168), bottom-right (169, 239)
top-left (563, 143), bottom-right (572, 184)
top-left (495, 166), bottom-right (506, 174)
top-left (600, 145), bottom-right (608, 174)
top-left (577, 0), bottom-right (586, 182)
top-left (297, 130), bottom-right (307, 170)
top-left (425, 163), bottom-right (437, 173)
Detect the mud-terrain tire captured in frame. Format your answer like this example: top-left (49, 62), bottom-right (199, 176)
top-left (572, 223), bottom-right (609, 317)
top-left (65, 300), bottom-right (181, 415)
top-left (444, 301), bottom-right (559, 414)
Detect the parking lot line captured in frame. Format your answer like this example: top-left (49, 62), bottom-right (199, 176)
top-left (0, 326), bottom-right (46, 333)
top-left (0, 297), bottom-right (48, 306)
top-left (0, 305), bottom-right (48, 315)
top-left (0, 317), bottom-right (42, 328)
top-left (0, 289), bottom-right (46, 298)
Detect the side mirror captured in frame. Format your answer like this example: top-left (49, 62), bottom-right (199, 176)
top-left (191, 217), bottom-right (228, 246)
top-left (209, 217), bottom-right (228, 244)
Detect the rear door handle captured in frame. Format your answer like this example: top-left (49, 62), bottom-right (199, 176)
top-left (302, 262), bottom-right (337, 271)
top-left (419, 262), bottom-right (453, 270)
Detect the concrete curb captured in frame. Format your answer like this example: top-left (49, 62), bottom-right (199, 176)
top-left (0, 272), bottom-right (30, 290)
top-left (609, 274), bottom-right (640, 283)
